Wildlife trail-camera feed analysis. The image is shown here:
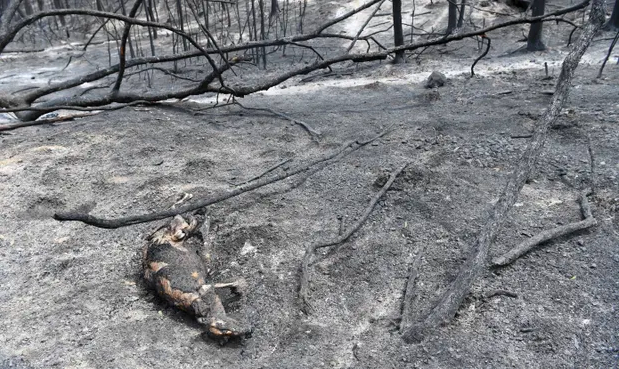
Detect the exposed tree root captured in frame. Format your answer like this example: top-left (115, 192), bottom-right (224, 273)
top-left (54, 127), bottom-right (394, 229)
top-left (399, 242), bottom-right (426, 333)
top-left (232, 101), bottom-right (321, 138)
top-left (491, 189), bottom-right (596, 267)
top-left (300, 163), bottom-right (408, 313)
top-left (400, 0), bottom-right (605, 343)
top-left (233, 158), bottom-right (292, 186)
top-left (470, 35), bottom-right (491, 77)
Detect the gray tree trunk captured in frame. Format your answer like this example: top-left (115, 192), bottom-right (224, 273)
top-left (457, 0), bottom-right (466, 28)
top-left (607, 0), bottom-right (619, 30)
top-left (22, 0), bottom-right (32, 15)
top-left (392, 0), bottom-right (405, 63)
top-left (527, 0), bottom-right (546, 51)
top-left (447, 0), bottom-right (458, 34)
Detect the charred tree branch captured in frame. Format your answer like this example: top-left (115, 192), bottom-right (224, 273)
top-left (400, 0), bottom-right (605, 343)
top-left (491, 189), bottom-right (596, 266)
top-left (300, 162), bottom-right (407, 313)
top-left (470, 34), bottom-right (491, 76)
top-left (53, 127), bottom-right (394, 228)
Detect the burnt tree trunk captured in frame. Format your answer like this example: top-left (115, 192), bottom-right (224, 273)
top-left (175, 0), bottom-right (188, 51)
top-left (22, 0), bottom-right (33, 15)
top-left (392, 0), bottom-right (404, 63)
top-left (457, 0), bottom-right (466, 28)
top-left (269, 0), bottom-right (279, 21)
top-left (52, 0), bottom-right (66, 28)
top-left (400, 0), bottom-right (606, 343)
top-left (607, 0), bottom-right (619, 31)
top-left (527, 0), bottom-right (546, 51)
top-left (447, 0), bottom-right (458, 34)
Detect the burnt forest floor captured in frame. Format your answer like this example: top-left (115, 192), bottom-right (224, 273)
top-left (0, 1), bottom-right (618, 368)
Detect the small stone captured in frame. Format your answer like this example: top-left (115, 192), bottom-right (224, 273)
top-left (240, 241), bottom-right (256, 256)
top-left (424, 71), bottom-right (447, 88)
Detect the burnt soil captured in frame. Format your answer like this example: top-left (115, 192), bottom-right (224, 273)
top-left (1, 2), bottom-right (618, 368)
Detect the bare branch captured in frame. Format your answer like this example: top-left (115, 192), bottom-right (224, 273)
top-left (300, 161), bottom-right (407, 313)
top-left (314, 0), bottom-right (385, 34)
top-left (53, 127), bottom-right (394, 228)
top-left (491, 190), bottom-right (596, 267)
top-left (346, 0), bottom-right (387, 53)
top-left (400, 0), bottom-right (605, 343)
top-left (471, 35), bottom-right (491, 76)
top-left (232, 100), bottom-right (321, 137)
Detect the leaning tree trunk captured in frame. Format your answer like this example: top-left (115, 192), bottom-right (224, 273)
top-left (400, 0), bottom-right (606, 343)
top-left (0, 0), bottom-right (23, 35)
top-left (447, 0), bottom-right (458, 34)
top-left (392, 0), bottom-right (405, 63)
top-left (527, 0), bottom-right (546, 51)
top-left (607, 0), bottom-right (619, 31)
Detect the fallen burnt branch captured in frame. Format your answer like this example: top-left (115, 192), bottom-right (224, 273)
top-left (400, 0), bottom-right (605, 343)
top-left (470, 35), bottom-right (491, 77)
top-left (491, 189), bottom-right (596, 266)
top-left (1, 3), bottom-right (387, 111)
top-left (53, 128), bottom-right (394, 228)
top-left (3, 57), bottom-right (239, 122)
top-left (232, 101), bottom-right (321, 137)
top-left (0, 111), bottom-right (104, 132)
top-left (233, 158), bottom-right (292, 186)
top-left (399, 242), bottom-right (426, 333)
top-left (300, 163), bottom-right (408, 313)
top-left (0, 0), bottom-right (589, 123)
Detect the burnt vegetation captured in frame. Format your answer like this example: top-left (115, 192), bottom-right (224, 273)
top-left (0, 0), bottom-right (616, 352)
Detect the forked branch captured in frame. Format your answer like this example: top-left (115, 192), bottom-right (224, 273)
top-left (300, 163), bottom-right (408, 313)
top-left (400, 0), bottom-right (605, 343)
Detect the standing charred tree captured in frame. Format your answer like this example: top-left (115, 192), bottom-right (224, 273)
top-left (269, 0), bottom-right (279, 22)
top-left (527, 0), bottom-right (546, 51)
top-left (457, 0), bottom-right (466, 28)
top-left (22, 0), bottom-right (33, 15)
top-left (52, 0), bottom-right (66, 28)
top-left (608, 0), bottom-right (619, 31)
top-left (392, 0), bottom-right (405, 63)
top-left (447, 0), bottom-right (458, 34)
top-left (175, 0), bottom-right (188, 51)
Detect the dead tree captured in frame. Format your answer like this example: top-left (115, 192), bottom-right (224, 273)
top-left (607, 0), bottom-right (619, 31)
top-left (447, 0), bottom-right (458, 34)
top-left (392, 0), bottom-right (405, 63)
top-left (527, 0), bottom-right (546, 51)
top-left (400, 0), bottom-right (605, 343)
top-left (0, 1), bottom-right (590, 124)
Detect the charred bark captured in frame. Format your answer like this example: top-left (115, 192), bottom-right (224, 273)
top-left (400, 0), bottom-right (605, 343)
top-left (527, 0), bottom-right (546, 51)
top-left (447, 0), bottom-right (458, 34)
top-left (392, 0), bottom-right (405, 63)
